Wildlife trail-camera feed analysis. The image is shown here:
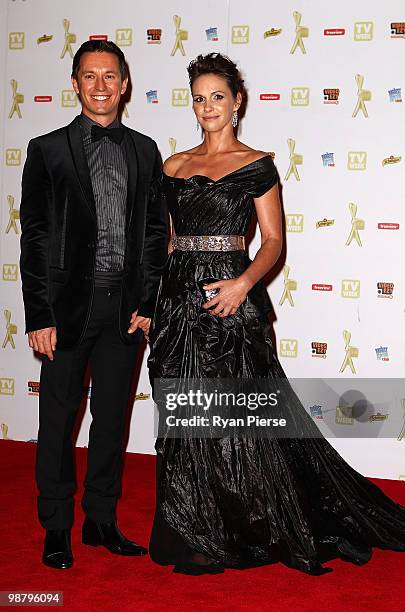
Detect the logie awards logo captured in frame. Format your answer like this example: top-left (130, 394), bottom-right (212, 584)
top-left (285, 139), bottom-right (303, 181)
top-left (339, 330), bottom-right (358, 374)
top-left (279, 265), bottom-right (297, 307)
top-left (61, 19), bottom-right (76, 59)
top-left (6, 195), bottom-right (20, 234)
top-left (171, 15), bottom-right (188, 56)
top-left (169, 138), bottom-right (177, 155)
top-left (352, 74), bottom-right (371, 118)
top-left (2, 310), bottom-right (17, 350)
top-left (346, 202), bottom-right (364, 246)
top-left (290, 11), bottom-right (309, 54)
top-left (8, 80), bottom-right (24, 119)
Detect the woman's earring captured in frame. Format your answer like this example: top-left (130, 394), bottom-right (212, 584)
top-left (232, 111), bottom-right (238, 128)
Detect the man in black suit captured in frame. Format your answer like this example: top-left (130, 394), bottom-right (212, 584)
top-left (20, 40), bottom-right (167, 569)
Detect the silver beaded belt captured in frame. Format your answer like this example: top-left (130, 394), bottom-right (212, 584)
top-left (172, 235), bottom-right (245, 252)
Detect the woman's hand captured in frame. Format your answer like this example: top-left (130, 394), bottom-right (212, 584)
top-left (201, 277), bottom-right (251, 317)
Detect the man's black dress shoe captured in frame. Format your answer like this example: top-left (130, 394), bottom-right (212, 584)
top-left (82, 517), bottom-right (148, 556)
top-left (42, 529), bottom-right (73, 569)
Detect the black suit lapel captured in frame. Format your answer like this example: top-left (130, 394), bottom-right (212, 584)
top-left (67, 116), bottom-right (96, 217)
top-left (123, 128), bottom-right (139, 231)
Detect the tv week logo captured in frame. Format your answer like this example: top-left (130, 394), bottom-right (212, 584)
top-left (172, 89), bottom-right (189, 106)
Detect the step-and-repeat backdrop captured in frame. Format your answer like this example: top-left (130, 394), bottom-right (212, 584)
top-left (1, 0), bottom-right (404, 478)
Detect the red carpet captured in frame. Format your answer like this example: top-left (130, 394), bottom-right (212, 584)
top-left (0, 440), bottom-right (404, 611)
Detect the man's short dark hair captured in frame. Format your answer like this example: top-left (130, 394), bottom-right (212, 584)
top-left (71, 40), bottom-right (128, 80)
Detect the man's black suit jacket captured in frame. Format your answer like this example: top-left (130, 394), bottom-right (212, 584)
top-left (20, 115), bottom-right (168, 349)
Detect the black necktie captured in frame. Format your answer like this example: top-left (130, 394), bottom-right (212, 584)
top-left (91, 124), bottom-right (124, 145)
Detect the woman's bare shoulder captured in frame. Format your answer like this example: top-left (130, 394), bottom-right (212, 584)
top-left (163, 147), bottom-right (201, 177)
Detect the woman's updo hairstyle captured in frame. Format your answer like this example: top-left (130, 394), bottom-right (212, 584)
top-left (187, 53), bottom-right (245, 99)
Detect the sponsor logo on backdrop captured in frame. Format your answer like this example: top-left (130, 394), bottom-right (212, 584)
top-left (398, 399), bottom-right (405, 441)
top-left (339, 330), bottom-right (358, 374)
top-left (341, 279), bottom-right (360, 298)
top-left (310, 405), bottom-right (323, 419)
top-left (0, 378), bottom-right (15, 396)
top-left (378, 222), bottom-right (399, 230)
top-left (346, 202), bottom-right (364, 246)
top-left (171, 15), bottom-right (188, 55)
top-left (89, 35), bottom-right (108, 41)
top-left (264, 28), bottom-right (282, 38)
top-left (377, 282), bottom-right (394, 299)
top-left (316, 218), bottom-right (334, 228)
top-left (146, 90), bottom-right (158, 104)
top-left (2, 310), bottom-right (17, 349)
top-left (286, 214), bottom-right (304, 232)
top-left (206, 27), bottom-right (219, 41)
top-left (172, 89), bottom-right (189, 106)
top-left (3, 264), bottom-right (18, 281)
top-left (291, 11), bottom-right (309, 54)
top-left (347, 151), bottom-right (367, 170)
top-left (323, 88), bottom-right (340, 104)
top-left (147, 29), bottom-right (162, 44)
top-left (28, 381), bottom-right (40, 396)
top-left (368, 412), bottom-right (388, 422)
top-left (169, 137), bottom-right (177, 155)
top-left (8, 80), bottom-right (24, 119)
top-left (285, 139), bottom-right (303, 181)
top-left (324, 28), bottom-right (345, 36)
top-left (61, 90), bottom-right (78, 107)
top-left (291, 87), bottom-right (309, 106)
top-left (279, 265), bottom-right (297, 306)
top-left (312, 342), bottom-right (327, 358)
top-left (1, 423), bottom-right (9, 439)
top-left (354, 22), bottom-right (373, 41)
top-left (135, 392), bottom-right (150, 401)
top-left (61, 19), bottom-right (76, 59)
top-left (9, 32), bottom-right (25, 49)
top-left (260, 93), bottom-right (280, 101)
top-left (116, 28), bottom-right (132, 46)
top-left (6, 195), bottom-right (20, 234)
top-left (322, 152), bottom-right (335, 167)
top-left (232, 26), bottom-right (249, 44)
top-left (391, 22), bottom-right (405, 38)
top-left (352, 74), bottom-right (371, 118)
top-left (388, 87), bottom-right (402, 102)
top-left (375, 346), bottom-right (389, 361)
top-left (280, 339), bottom-right (298, 358)
top-left (336, 406), bottom-right (354, 425)
top-left (5, 149), bottom-right (21, 166)
top-left (312, 284), bottom-right (333, 291)
top-left (34, 96), bottom-right (52, 102)
top-left (37, 34), bottom-right (53, 44)
top-left (382, 155), bottom-right (401, 166)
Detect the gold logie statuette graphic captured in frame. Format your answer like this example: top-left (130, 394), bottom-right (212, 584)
top-left (6, 195), bottom-right (20, 234)
top-left (1, 423), bottom-right (9, 439)
top-left (346, 202), bottom-right (364, 246)
top-left (352, 74), bottom-right (371, 118)
top-left (9, 32), bottom-right (24, 50)
top-left (169, 137), bottom-right (177, 155)
top-left (290, 11), bottom-right (309, 54)
top-left (8, 80), bottom-right (24, 119)
top-left (279, 265), bottom-right (297, 307)
top-left (397, 399), bottom-right (405, 442)
top-left (382, 155), bottom-right (401, 166)
top-left (61, 18), bottom-right (76, 59)
top-left (285, 139), bottom-right (303, 181)
top-left (2, 310), bottom-right (17, 349)
top-left (171, 15), bottom-right (188, 56)
top-left (339, 330), bottom-right (358, 374)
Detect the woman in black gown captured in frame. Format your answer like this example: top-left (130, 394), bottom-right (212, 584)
top-left (147, 53), bottom-right (405, 575)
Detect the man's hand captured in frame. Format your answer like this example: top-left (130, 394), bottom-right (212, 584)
top-left (28, 327), bottom-right (57, 360)
top-left (128, 311), bottom-right (151, 340)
